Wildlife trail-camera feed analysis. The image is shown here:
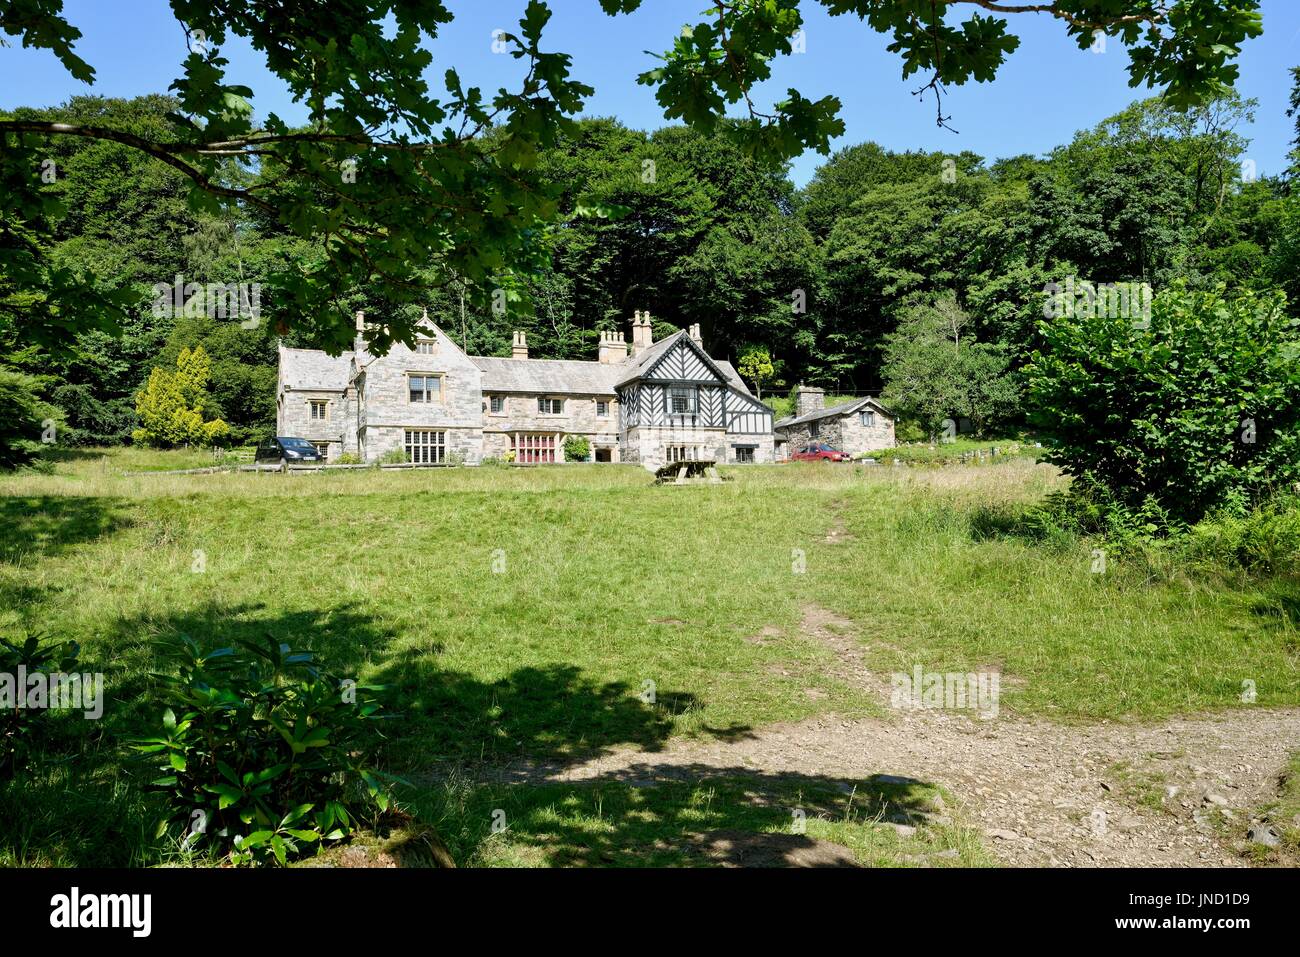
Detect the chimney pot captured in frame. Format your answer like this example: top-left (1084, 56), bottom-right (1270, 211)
top-left (631, 309), bottom-right (654, 356)
top-left (598, 328), bottom-right (628, 364)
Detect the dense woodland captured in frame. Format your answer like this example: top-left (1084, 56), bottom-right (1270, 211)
top-left (3, 76), bottom-right (1299, 446)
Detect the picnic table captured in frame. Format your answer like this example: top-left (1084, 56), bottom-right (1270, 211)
top-left (653, 459), bottom-right (724, 485)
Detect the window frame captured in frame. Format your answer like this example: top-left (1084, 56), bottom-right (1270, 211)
top-left (308, 399), bottom-right (328, 421)
top-left (404, 429), bottom-right (446, 464)
top-left (489, 395), bottom-right (505, 414)
top-left (667, 386), bottom-right (697, 416)
top-left (511, 433), bottom-right (557, 464)
top-left (537, 396), bottom-right (564, 415)
top-left (415, 338), bottom-right (438, 355)
top-left (596, 399), bottom-right (610, 417)
top-left (860, 410), bottom-right (875, 427)
top-left (408, 373), bottom-right (444, 404)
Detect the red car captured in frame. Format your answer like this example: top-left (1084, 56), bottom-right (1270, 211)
top-left (791, 443), bottom-right (850, 462)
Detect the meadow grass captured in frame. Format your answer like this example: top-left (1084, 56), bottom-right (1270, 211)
top-left (1, 448), bottom-right (1296, 866)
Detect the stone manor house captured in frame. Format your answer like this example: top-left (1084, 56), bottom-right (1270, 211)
top-left (277, 310), bottom-right (776, 470)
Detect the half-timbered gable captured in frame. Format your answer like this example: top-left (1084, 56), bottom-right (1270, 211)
top-left (615, 330), bottom-right (774, 468)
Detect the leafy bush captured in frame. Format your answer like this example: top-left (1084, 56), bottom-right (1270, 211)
top-left (377, 448), bottom-right (408, 466)
top-left (334, 452), bottom-right (362, 465)
top-left (134, 635), bottom-right (393, 866)
top-left (563, 436), bottom-right (591, 462)
top-left (1025, 283), bottom-right (1300, 528)
top-left (0, 634), bottom-right (82, 779)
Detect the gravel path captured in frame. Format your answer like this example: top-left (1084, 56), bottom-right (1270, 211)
top-left (493, 606), bottom-right (1300, 867)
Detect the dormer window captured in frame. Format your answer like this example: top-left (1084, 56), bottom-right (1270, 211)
top-left (668, 386), bottom-right (696, 415)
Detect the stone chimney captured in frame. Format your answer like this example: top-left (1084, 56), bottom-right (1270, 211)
top-left (598, 330), bottom-right (628, 364)
top-left (688, 323), bottom-right (703, 346)
top-left (795, 385), bottom-right (825, 417)
top-left (511, 330), bottom-right (529, 359)
top-left (354, 309), bottom-right (366, 353)
top-left (631, 310), bottom-right (653, 356)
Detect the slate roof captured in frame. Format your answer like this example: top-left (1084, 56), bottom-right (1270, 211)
top-left (774, 396), bottom-right (894, 430)
top-left (470, 356), bottom-right (624, 395)
top-left (279, 329), bottom-right (755, 398)
top-left (279, 346), bottom-right (350, 392)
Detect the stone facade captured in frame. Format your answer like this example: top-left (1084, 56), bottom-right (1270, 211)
top-left (774, 391), bottom-right (896, 457)
top-left (277, 311), bottom-right (777, 469)
top-left (481, 391), bottom-right (621, 461)
top-left (353, 323), bottom-right (484, 464)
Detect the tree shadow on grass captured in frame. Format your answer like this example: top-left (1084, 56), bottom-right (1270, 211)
top-left (369, 654), bottom-right (752, 768)
top-left (415, 767), bottom-right (954, 868)
top-left (4, 600), bottom-right (755, 865)
top-left (0, 495), bottom-right (131, 564)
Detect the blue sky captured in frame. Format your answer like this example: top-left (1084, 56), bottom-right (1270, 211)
top-left (1, 0), bottom-right (1297, 185)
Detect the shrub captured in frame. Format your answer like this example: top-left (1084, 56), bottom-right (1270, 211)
top-left (1025, 283), bottom-right (1300, 528)
top-left (132, 346), bottom-right (230, 448)
top-left (134, 635), bottom-right (394, 866)
top-left (0, 369), bottom-right (63, 470)
top-left (0, 634), bottom-right (82, 779)
top-left (377, 448), bottom-right (408, 466)
top-left (334, 452), bottom-right (362, 465)
top-left (563, 436), bottom-right (591, 462)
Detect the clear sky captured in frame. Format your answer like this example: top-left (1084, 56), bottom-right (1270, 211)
top-left (1, 0), bottom-right (1297, 185)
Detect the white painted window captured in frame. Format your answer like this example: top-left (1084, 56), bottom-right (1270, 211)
top-left (537, 397), bottom-right (564, 415)
top-left (311, 442), bottom-right (330, 461)
top-left (861, 410), bottom-right (875, 427)
top-left (309, 400), bottom-right (327, 420)
top-left (668, 386), bottom-right (696, 415)
top-left (596, 400), bottom-right (609, 417)
top-left (404, 430), bottom-right (445, 464)
top-left (490, 395), bottom-right (504, 414)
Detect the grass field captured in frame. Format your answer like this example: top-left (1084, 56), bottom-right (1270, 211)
top-left (2, 449), bottom-right (1297, 866)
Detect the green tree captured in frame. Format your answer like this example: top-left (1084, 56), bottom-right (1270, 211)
top-left (0, 0), bottom-right (1263, 351)
top-left (737, 344), bottom-right (778, 398)
top-left (0, 368), bottom-right (62, 469)
top-left (881, 295), bottom-right (1016, 439)
top-left (1024, 283), bottom-right (1300, 525)
top-left (132, 345), bottom-right (229, 448)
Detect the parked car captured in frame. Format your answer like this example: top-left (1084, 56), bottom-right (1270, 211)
top-left (255, 436), bottom-right (325, 465)
top-left (791, 443), bottom-right (850, 462)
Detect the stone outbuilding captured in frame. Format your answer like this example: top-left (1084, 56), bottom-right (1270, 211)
top-left (773, 386), bottom-right (896, 458)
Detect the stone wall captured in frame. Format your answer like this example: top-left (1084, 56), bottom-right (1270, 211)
top-left (481, 392), bottom-right (620, 460)
top-left (622, 425), bottom-right (727, 471)
top-left (724, 433), bottom-right (775, 464)
top-left (355, 325), bottom-right (484, 463)
top-left (778, 407), bottom-right (895, 456)
top-left (278, 388), bottom-right (346, 460)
